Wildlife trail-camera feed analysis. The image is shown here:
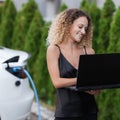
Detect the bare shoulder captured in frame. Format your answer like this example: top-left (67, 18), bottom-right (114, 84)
top-left (47, 45), bottom-right (60, 57)
top-left (86, 47), bottom-right (95, 54)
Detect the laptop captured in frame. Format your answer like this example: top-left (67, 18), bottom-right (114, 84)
top-left (76, 53), bottom-right (120, 91)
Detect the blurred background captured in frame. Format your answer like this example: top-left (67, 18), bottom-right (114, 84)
top-left (0, 0), bottom-right (120, 120)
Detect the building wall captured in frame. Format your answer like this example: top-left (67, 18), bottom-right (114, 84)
top-left (13, 0), bottom-right (28, 10)
top-left (61, 0), bottom-right (82, 9)
top-left (44, 0), bottom-right (61, 21)
top-left (1, 0), bottom-right (120, 21)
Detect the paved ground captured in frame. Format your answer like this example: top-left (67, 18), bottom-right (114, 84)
top-left (28, 113), bottom-right (38, 120)
top-left (29, 102), bottom-right (55, 120)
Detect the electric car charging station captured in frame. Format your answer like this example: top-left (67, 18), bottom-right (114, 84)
top-left (0, 46), bottom-right (36, 120)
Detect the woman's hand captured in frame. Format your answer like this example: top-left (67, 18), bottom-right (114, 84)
top-left (85, 90), bottom-right (101, 95)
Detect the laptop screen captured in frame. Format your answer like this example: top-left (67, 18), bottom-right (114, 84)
top-left (76, 53), bottom-right (120, 91)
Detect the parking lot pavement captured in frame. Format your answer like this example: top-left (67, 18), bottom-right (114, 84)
top-left (30, 102), bottom-right (55, 120)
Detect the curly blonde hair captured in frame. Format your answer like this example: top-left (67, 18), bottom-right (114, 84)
top-left (47, 8), bottom-right (93, 47)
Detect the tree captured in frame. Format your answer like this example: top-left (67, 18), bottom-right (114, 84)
top-left (59, 3), bottom-right (68, 12)
top-left (12, 0), bottom-right (38, 50)
top-left (80, 0), bottom-right (101, 52)
top-left (108, 7), bottom-right (120, 52)
top-left (0, 0), bottom-right (17, 47)
top-left (96, 8), bottom-right (120, 120)
top-left (33, 22), bottom-right (56, 105)
top-left (97, 0), bottom-right (115, 53)
top-left (0, 4), bottom-right (3, 24)
top-left (80, 0), bottom-right (90, 12)
top-left (24, 10), bottom-right (44, 76)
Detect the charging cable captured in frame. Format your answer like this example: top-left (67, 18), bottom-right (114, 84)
top-left (24, 69), bottom-right (42, 120)
top-left (12, 67), bottom-right (42, 120)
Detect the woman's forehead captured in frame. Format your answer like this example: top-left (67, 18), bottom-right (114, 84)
top-left (73, 16), bottom-right (88, 27)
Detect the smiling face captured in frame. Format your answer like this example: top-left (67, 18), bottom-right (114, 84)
top-left (69, 16), bottom-right (88, 43)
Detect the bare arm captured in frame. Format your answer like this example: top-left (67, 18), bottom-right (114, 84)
top-left (46, 45), bottom-right (77, 89)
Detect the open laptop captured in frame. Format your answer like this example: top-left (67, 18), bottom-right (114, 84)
top-left (76, 53), bottom-right (120, 91)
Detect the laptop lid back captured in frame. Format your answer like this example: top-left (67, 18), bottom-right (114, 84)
top-left (76, 53), bottom-right (120, 91)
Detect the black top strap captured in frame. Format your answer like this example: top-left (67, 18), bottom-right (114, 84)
top-left (83, 46), bottom-right (87, 55)
top-left (55, 44), bottom-right (61, 53)
top-left (55, 44), bottom-right (87, 55)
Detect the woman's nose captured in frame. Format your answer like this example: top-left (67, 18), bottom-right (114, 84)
top-left (81, 28), bottom-right (86, 35)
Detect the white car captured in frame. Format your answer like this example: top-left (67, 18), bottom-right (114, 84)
top-left (0, 46), bottom-right (34, 120)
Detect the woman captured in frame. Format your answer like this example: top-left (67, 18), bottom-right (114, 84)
top-left (46, 8), bottom-right (100, 120)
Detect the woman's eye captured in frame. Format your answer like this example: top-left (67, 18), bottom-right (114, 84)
top-left (78, 25), bottom-right (88, 32)
top-left (78, 26), bottom-right (82, 29)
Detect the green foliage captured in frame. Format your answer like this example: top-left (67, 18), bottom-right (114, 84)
top-left (97, 0), bottom-right (115, 53)
top-left (97, 7), bottom-right (120, 120)
top-left (96, 89), bottom-right (120, 120)
top-left (0, 4), bottom-right (3, 24)
top-left (11, 0), bottom-right (38, 50)
top-left (33, 22), bottom-right (56, 105)
top-left (108, 7), bottom-right (120, 52)
top-left (0, 0), bottom-right (17, 47)
top-left (87, 3), bottom-right (101, 52)
top-left (80, 0), bottom-right (90, 12)
top-left (11, 11), bottom-right (26, 49)
top-left (24, 10), bottom-right (44, 75)
top-left (80, 0), bottom-right (101, 52)
top-left (59, 3), bottom-right (68, 12)
top-left (102, 0), bottom-right (116, 17)
top-left (1, 0), bottom-right (10, 18)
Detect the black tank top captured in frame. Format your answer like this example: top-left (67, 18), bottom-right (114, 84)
top-left (55, 45), bottom-right (98, 117)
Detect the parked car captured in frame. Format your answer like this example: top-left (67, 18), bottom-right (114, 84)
top-left (0, 46), bottom-right (34, 120)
